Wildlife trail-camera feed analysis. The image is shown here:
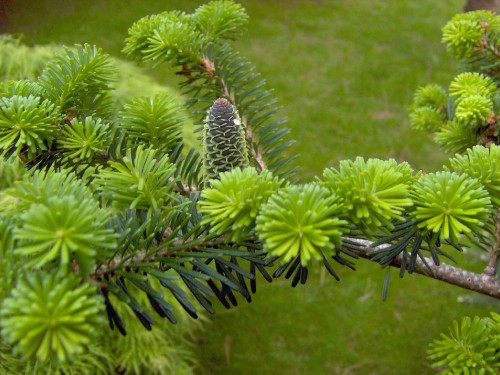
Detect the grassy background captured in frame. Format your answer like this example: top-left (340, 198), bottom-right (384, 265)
top-left (3, 0), bottom-right (498, 374)
top-left (2, 0), bottom-right (461, 177)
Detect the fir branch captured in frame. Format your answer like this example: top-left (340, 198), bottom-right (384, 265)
top-left (89, 232), bottom-right (224, 279)
top-left (38, 44), bottom-right (116, 120)
top-left (220, 79), bottom-right (268, 171)
top-left (344, 237), bottom-right (500, 299)
top-left (170, 177), bottom-right (199, 196)
top-left (123, 5), bottom-right (297, 178)
top-left (198, 47), bottom-right (288, 174)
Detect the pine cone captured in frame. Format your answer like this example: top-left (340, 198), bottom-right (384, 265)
top-left (203, 98), bottom-right (249, 181)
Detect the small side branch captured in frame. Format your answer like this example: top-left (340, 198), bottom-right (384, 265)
top-left (345, 237), bottom-right (500, 300)
top-left (169, 176), bottom-right (199, 196)
top-left (484, 208), bottom-right (500, 276)
top-left (206, 56), bottom-right (268, 172)
top-left (241, 121), bottom-right (267, 172)
top-left (90, 231), bottom-right (228, 280)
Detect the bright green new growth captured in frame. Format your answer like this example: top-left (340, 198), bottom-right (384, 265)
top-left (455, 94), bottom-right (493, 124)
top-left (2, 3), bottom-right (500, 373)
top-left (191, 0), bottom-right (249, 40)
top-left (122, 11), bottom-right (196, 64)
top-left (322, 157), bottom-right (415, 235)
top-left (123, 0), bottom-right (295, 179)
top-left (14, 195), bottom-right (115, 274)
top-left (412, 83), bottom-right (448, 110)
top-left (410, 171), bottom-right (492, 244)
top-left (59, 116), bottom-right (111, 164)
top-left (0, 342), bottom-right (113, 375)
top-left (409, 106), bottom-right (443, 132)
top-left (5, 169), bottom-right (116, 275)
top-left (411, 11), bottom-right (500, 154)
top-left (441, 10), bottom-right (500, 61)
top-left (256, 184), bottom-right (348, 266)
top-left (0, 271), bottom-right (104, 363)
top-left (434, 119), bottom-right (480, 154)
top-left (199, 167), bottom-right (284, 242)
top-left (203, 97), bottom-right (249, 181)
top-left (94, 145), bottom-right (177, 212)
top-left (0, 79), bottom-right (43, 98)
top-left (442, 19), bottom-right (483, 59)
top-left (7, 168), bottom-right (95, 212)
top-left (428, 314), bottom-right (500, 374)
top-left (447, 144), bottom-right (500, 207)
top-left (0, 154), bottom-right (25, 190)
top-left (118, 93), bottom-right (184, 155)
top-left (123, 0), bottom-right (247, 66)
top-left (39, 44), bottom-right (116, 119)
top-left (449, 72), bottom-right (497, 100)
top-left (0, 95), bottom-right (61, 159)
top-left (409, 84), bottom-right (448, 132)
top-left (0, 35), bottom-right (63, 81)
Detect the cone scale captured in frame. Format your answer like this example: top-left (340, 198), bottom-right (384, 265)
top-left (203, 98), bottom-right (249, 181)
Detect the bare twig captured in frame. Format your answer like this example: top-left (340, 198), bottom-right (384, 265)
top-left (90, 234), bottom-right (226, 280)
top-left (484, 209), bottom-right (500, 276)
top-left (241, 119), bottom-right (267, 172)
top-left (345, 237), bottom-right (500, 300)
top-left (169, 176), bottom-right (199, 196)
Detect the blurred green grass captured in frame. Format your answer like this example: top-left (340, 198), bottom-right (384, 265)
top-left (4, 0), bottom-right (460, 176)
top-left (4, 1), bottom-right (498, 374)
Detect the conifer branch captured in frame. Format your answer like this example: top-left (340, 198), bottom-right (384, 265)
top-left (345, 237), bottom-right (500, 300)
top-left (169, 176), bottom-right (199, 196)
top-left (89, 235), bottom-right (210, 280)
top-left (202, 56), bottom-right (267, 172)
top-left (221, 86), bottom-right (267, 172)
top-left (6, 5), bottom-right (500, 370)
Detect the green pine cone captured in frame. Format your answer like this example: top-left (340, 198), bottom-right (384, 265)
top-left (203, 98), bottom-right (249, 181)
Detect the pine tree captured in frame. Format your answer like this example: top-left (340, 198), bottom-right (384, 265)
top-left (1, 2), bottom-right (500, 373)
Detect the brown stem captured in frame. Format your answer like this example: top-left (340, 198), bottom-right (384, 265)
top-left (345, 237), bottom-right (500, 300)
top-left (89, 235), bottom-right (224, 280)
top-left (242, 121), bottom-right (267, 172)
top-left (169, 176), bottom-right (199, 196)
top-left (484, 209), bottom-right (500, 276)
top-left (485, 41), bottom-right (500, 60)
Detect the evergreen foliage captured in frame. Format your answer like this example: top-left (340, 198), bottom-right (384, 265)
top-left (0, 272), bottom-right (104, 363)
top-left (428, 314), bottom-right (500, 374)
top-left (0, 2), bottom-right (500, 373)
top-left (447, 144), bottom-right (500, 207)
top-left (199, 166), bottom-right (283, 242)
top-left (321, 158), bottom-right (415, 236)
top-left (256, 184), bottom-right (348, 269)
top-left (0, 95), bottom-right (61, 158)
top-left (410, 171), bottom-right (492, 243)
top-left (410, 10), bottom-right (500, 154)
top-left (118, 94), bottom-right (184, 156)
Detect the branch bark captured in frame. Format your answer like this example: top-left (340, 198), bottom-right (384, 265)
top-left (484, 209), bottom-right (500, 276)
top-left (344, 237), bottom-right (500, 300)
top-left (220, 79), bottom-right (267, 172)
